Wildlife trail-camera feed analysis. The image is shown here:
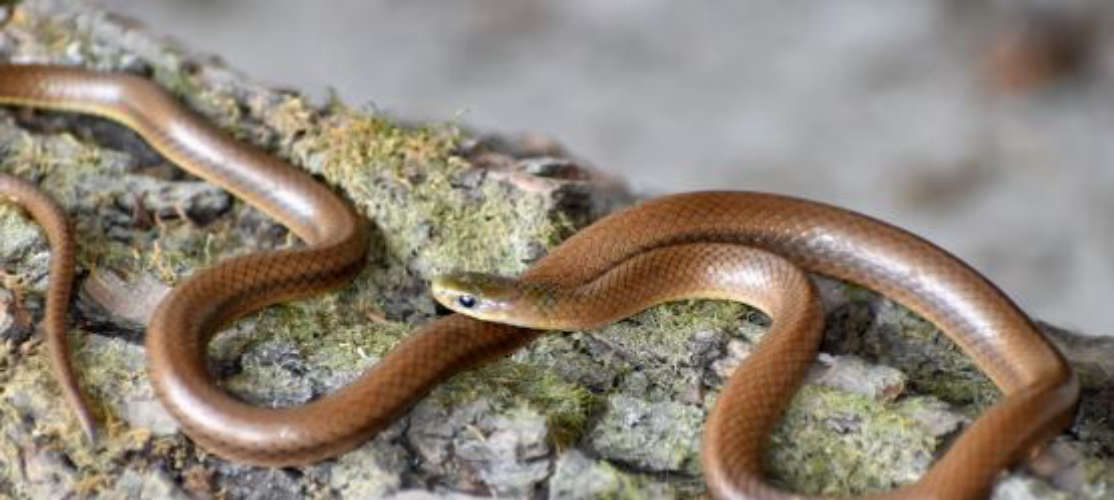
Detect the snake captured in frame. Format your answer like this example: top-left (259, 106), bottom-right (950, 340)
top-left (0, 64), bottom-right (1078, 499)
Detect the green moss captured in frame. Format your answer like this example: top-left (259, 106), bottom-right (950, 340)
top-left (553, 456), bottom-right (674, 500)
top-left (839, 281), bottom-right (879, 303)
top-left (0, 333), bottom-right (138, 493)
top-left (589, 394), bottom-right (704, 475)
top-left (584, 300), bottom-right (760, 402)
top-left (14, 6), bottom-right (80, 57)
top-left (222, 291), bottom-right (413, 373)
top-left (875, 311), bottom-right (1000, 413)
top-left (435, 360), bottom-right (600, 449)
top-left (823, 285), bottom-right (1001, 413)
top-left (622, 300), bottom-right (758, 364)
top-left (306, 108), bottom-right (573, 278)
top-left (765, 384), bottom-right (937, 496)
top-left (149, 64), bottom-right (204, 103)
top-left (0, 202), bottom-right (44, 271)
top-left (591, 464), bottom-right (647, 500)
top-left (1082, 467), bottom-right (1114, 499)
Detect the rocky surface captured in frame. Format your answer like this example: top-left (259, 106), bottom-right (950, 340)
top-left (0, 1), bottom-right (1110, 499)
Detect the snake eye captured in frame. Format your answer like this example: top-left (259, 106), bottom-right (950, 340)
top-left (458, 295), bottom-right (477, 308)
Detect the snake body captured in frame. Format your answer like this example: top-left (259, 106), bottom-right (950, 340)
top-left (0, 65), bottom-right (1078, 499)
top-left (0, 175), bottom-right (89, 436)
top-left (435, 192), bottom-right (1080, 499)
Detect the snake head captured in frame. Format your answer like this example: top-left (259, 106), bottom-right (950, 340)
top-left (430, 272), bottom-right (522, 322)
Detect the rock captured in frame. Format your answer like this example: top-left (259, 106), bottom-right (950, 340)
top-left (81, 334), bottom-right (178, 436)
top-left (327, 436), bottom-right (410, 499)
top-left (107, 468), bottom-right (191, 500)
top-left (214, 467), bottom-right (304, 500)
top-left (405, 398), bottom-right (554, 495)
top-left (0, 287), bottom-right (31, 343)
top-left (587, 395), bottom-right (703, 475)
top-left (0, 202), bottom-right (52, 295)
top-left (806, 353), bottom-right (907, 402)
top-left (385, 491), bottom-right (489, 500)
top-left (549, 449), bottom-right (679, 499)
top-left (19, 446), bottom-right (82, 499)
top-left (109, 179), bottom-right (231, 226)
top-left (0, 1), bottom-right (1110, 499)
top-left (453, 411), bottom-right (551, 496)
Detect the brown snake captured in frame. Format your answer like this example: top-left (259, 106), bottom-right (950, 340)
top-left (0, 65), bottom-right (1079, 499)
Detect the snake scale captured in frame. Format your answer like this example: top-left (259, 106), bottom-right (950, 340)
top-left (0, 64), bottom-right (1078, 499)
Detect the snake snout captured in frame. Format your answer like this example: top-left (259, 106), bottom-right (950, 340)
top-left (429, 272), bottom-right (522, 321)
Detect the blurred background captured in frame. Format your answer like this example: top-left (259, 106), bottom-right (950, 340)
top-left (95, 0), bottom-right (1113, 335)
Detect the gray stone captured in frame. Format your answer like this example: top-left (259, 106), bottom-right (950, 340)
top-left (806, 353), bottom-right (907, 402)
top-left (549, 449), bottom-right (677, 500)
top-left (587, 394), bottom-right (703, 475)
top-left (109, 468), bottom-right (191, 500)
